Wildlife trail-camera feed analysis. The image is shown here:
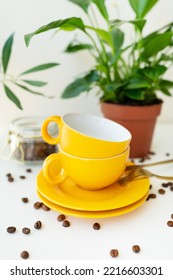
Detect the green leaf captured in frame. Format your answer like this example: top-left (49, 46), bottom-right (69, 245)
top-left (129, 19), bottom-right (146, 32)
top-left (92, 0), bottom-right (109, 21)
top-left (68, 0), bottom-right (91, 13)
top-left (159, 53), bottom-right (173, 62)
top-left (159, 79), bottom-right (173, 88)
top-left (3, 84), bottom-right (23, 109)
top-left (111, 19), bottom-right (146, 33)
top-left (111, 29), bottom-right (124, 51)
top-left (61, 70), bottom-right (99, 98)
top-left (142, 65), bottom-right (167, 81)
top-left (2, 33), bottom-right (14, 73)
top-left (125, 77), bottom-right (151, 89)
top-left (21, 80), bottom-right (48, 87)
top-left (24, 17), bottom-right (86, 46)
top-left (160, 87), bottom-right (172, 96)
top-left (125, 89), bottom-right (145, 100)
top-left (14, 83), bottom-right (51, 97)
top-left (19, 63), bottom-right (59, 76)
top-left (129, 0), bottom-right (159, 18)
top-left (65, 41), bottom-right (93, 52)
top-left (86, 25), bottom-right (112, 46)
top-left (141, 32), bottom-right (172, 59)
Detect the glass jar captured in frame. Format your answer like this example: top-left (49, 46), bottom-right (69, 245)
top-left (5, 116), bottom-right (58, 164)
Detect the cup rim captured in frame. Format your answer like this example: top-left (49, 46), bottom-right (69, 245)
top-left (59, 145), bottom-right (130, 160)
top-left (62, 113), bottom-right (132, 143)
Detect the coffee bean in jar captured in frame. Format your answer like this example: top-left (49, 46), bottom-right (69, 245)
top-left (7, 116), bottom-right (58, 164)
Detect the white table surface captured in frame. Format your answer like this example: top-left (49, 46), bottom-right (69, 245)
top-left (0, 122), bottom-right (173, 260)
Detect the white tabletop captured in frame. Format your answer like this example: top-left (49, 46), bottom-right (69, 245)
top-left (0, 122), bottom-right (173, 260)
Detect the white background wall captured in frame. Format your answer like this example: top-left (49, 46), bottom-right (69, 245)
top-left (0, 0), bottom-right (173, 132)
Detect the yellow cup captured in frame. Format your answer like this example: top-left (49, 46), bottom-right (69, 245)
top-left (42, 146), bottom-right (130, 191)
top-left (41, 113), bottom-right (131, 158)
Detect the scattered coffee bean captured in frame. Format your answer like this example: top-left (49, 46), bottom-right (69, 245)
top-left (149, 184), bottom-right (152, 189)
top-left (62, 220), bottom-right (70, 227)
top-left (7, 226), bottom-right (16, 233)
top-left (34, 221), bottom-right (42, 229)
top-left (148, 193), bottom-right (156, 199)
top-left (22, 227), bottom-right (30, 234)
top-left (146, 193), bottom-right (156, 200)
top-left (93, 222), bottom-right (101, 230)
top-left (170, 186), bottom-right (173, 191)
top-left (57, 214), bottom-right (66, 222)
top-left (110, 249), bottom-right (119, 257)
top-left (6, 173), bottom-right (12, 178)
top-left (132, 245), bottom-right (140, 253)
top-left (19, 175), bottom-right (26, 179)
top-left (26, 168), bottom-right (32, 173)
top-left (33, 201), bottom-right (42, 209)
top-left (149, 151), bottom-right (155, 155)
top-left (167, 220), bottom-right (173, 227)
top-left (162, 182), bottom-right (173, 188)
top-left (22, 197), bottom-right (29, 203)
top-left (171, 214), bottom-right (173, 219)
top-left (41, 203), bottom-right (50, 211)
top-left (20, 250), bottom-right (29, 259)
top-left (8, 176), bottom-right (14, 182)
top-left (158, 189), bottom-right (165, 194)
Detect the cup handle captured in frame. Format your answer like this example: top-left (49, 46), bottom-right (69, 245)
top-left (41, 115), bottom-right (61, 145)
top-left (43, 153), bottom-right (67, 184)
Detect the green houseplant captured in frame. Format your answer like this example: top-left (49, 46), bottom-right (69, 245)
top-left (24, 0), bottom-right (173, 157)
top-left (1, 33), bottom-right (58, 110)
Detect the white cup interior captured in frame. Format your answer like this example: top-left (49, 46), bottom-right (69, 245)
top-left (64, 113), bottom-right (131, 142)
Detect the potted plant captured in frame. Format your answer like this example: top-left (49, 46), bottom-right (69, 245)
top-left (1, 33), bottom-right (58, 110)
top-left (24, 0), bottom-right (173, 158)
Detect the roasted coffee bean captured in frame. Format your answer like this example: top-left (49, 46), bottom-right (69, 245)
top-left (8, 176), bottom-right (14, 182)
top-left (26, 168), bottom-right (32, 173)
top-left (62, 220), bottom-right (70, 227)
top-left (20, 175), bottom-right (26, 179)
top-left (34, 221), bottom-right (42, 229)
top-left (149, 184), bottom-right (152, 189)
top-left (132, 245), bottom-right (140, 253)
top-left (7, 226), bottom-right (16, 233)
top-left (22, 197), bottom-right (29, 203)
top-left (6, 173), bottom-right (12, 178)
top-left (147, 193), bottom-right (156, 200)
top-left (149, 151), bottom-right (155, 155)
top-left (22, 227), bottom-right (30, 234)
top-left (57, 214), bottom-right (66, 222)
top-left (162, 182), bottom-right (169, 188)
top-left (93, 222), bottom-right (101, 230)
top-left (110, 249), bottom-right (119, 257)
top-left (167, 220), bottom-right (173, 227)
top-left (33, 201), bottom-right (42, 209)
top-left (20, 250), bottom-right (29, 259)
top-left (158, 189), bottom-right (165, 194)
top-left (170, 186), bottom-right (173, 191)
top-left (171, 214), bottom-right (173, 219)
top-left (41, 204), bottom-right (50, 211)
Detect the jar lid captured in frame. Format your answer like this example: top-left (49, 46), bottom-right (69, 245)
top-left (10, 116), bottom-right (58, 138)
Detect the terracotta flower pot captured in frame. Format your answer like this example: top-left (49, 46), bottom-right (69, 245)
top-left (101, 102), bottom-right (162, 158)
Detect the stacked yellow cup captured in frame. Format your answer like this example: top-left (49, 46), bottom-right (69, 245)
top-left (41, 113), bottom-right (131, 191)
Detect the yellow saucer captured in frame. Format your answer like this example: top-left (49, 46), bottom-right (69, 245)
top-left (37, 189), bottom-right (148, 218)
top-left (36, 170), bottom-right (150, 211)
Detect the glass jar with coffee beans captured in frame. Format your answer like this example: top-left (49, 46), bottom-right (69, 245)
top-left (2, 116), bottom-right (58, 164)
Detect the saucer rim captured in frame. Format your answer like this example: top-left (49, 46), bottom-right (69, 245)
top-left (36, 170), bottom-right (150, 212)
top-left (37, 189), bottom-right (148, 218)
